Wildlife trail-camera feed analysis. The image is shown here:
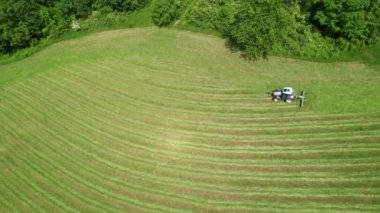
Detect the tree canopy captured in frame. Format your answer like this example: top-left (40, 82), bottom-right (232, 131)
top-left (0, 0), bottom-right (379, 59)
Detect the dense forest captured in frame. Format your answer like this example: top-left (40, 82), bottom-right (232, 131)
top-left (1, 0), bottom-right (379, 59)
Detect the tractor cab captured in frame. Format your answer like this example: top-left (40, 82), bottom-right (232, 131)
top-left (281, 87), bottom-right (296, 102)
top-left (271, 87), bottom-right (296, 102)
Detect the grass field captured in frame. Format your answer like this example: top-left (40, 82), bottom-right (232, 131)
top-left (1, 28), bottom-right (380, 212)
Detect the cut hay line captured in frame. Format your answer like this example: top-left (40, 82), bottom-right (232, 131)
top-left (2, 90), bottom-right (380, 186)
top-left (7, 83), bottom-right (380, 166)
top-left (0, 171), bottom-right (37, 212)
top-left (21, 68), bottom-right (374, 128)
top-left (0, 120), bottom-right (120, 212)
top-left (0, 151), bottom-right (73, 212)
top-left (46, 68), bottom-right (298, 116)
top-left (2, 94), bottom-right (380, 210)
top-left (1, 28), bottom-right (380, 211)
top-left (8, 71), bottom-right (374, 131)
top-left (62, 64), bottom-right (296, 109)
top-left (2, 96), bottom-right (378, 183)
top-left (3, 106), bottom-right (350, 210)
top-left (23, 71), bottom-right (300, 120)
top-left (82, 60), bottom-right (217, 84)
top-left (25, 78), bottom-right (380, 141)
top-left (0, 116), bottom-right (181, 212)
top-left (3, 100), bottom-right (380, 185)
top-left (70, 61), bottom-right (266, 97)
top-left (2, 113), bottom-right (380, 210)
top-left (70, 62), bottom-right (273, 102)
top-left (55, 69), bottom-right (296, 114)
top-left (5, 82), bottom-right (380, 164)
top-left (29, 70), bottom-right (301, 118)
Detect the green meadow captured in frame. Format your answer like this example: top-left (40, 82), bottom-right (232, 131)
top-left (1, 28), bottom-right (380, 212)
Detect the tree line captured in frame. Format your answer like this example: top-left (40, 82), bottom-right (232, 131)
top-left (0, 0), bottom-right (148, 54)
top-left (183, 0), bottom-right (380, 59)
top-left (1, 0), bottom-right (379, 59)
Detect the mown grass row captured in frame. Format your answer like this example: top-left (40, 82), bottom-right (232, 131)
top-left (2, 64), bottom-right (380, 212)
top-left (6, 77), bottom-right (380, 163)
top-left (1, 29), bottom-right (380, 212)
top-left (1, 100), bottom-right (378, 211)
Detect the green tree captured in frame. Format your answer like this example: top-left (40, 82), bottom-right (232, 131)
top-left (186, 0), bottom-right (238, 33)
top-left (95, 0), bottom-right (149, 12)
top-left (311, 0), bottom-right (376, 47)
top-left (364, 0), bottom-right (380, 45)
top-left (227, 0), bottom-right (282, 59)
top-left (74, 0), bottom-right (95, 18)
top-left (152, 0), bottom-right (181, 27)
top-left (0, 0), bottom-right (45, 53)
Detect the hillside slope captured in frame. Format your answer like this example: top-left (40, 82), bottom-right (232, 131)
top-left (1, 28), bottom-right (380, 212)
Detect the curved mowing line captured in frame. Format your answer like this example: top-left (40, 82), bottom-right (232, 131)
top-left (56, 67), bottom-right (297, 115)
top-left (36, 70), bottom-right (306, 121)
top-left (0, 118), bottom-right (122, 212)
top-left (0, 28), bottom-right (378, 210)
top-left (66, 62), bottom-right (278, 102)
top-left (44, 74), bottom-right (380, 137)
top-left (17, 80), bottom-right (380, 149)
top-left (21, 75), bottom-right (380, 141)
top-left (0, 153), bottom-right (74, 212)
top-left (0, 115), bottom-right (185, 212)
top-left (4, 90), bottom-right (378, 181)
top-left (2, 70), bottom-right (380, 207)
top-left (81, 62), bottom-right (244, 97)
top-left (62, 65), bottom-right (299, 110)
top-left (1, 106), bottom-right (290, 211)
top-left (17, 71), bottom-right (374, 134)
top-left (7, 84), bottom-right (380, 173)
top-left (65, 63), bottom-right (285, 108)
top-left (26, 75), bottom-right (378, 141)
top-left (0, 174), bottom-right (28, 212)
top-left (4, 92), bottom-right (380, 184)
top-left (2, 112), bottom-right (380, 211)
top-left (45, 69), bottom-right (299, 117)
top-left (2, 85), bottom-right (380, 210)
top-left (5, 81), bottom-right (380, 171)
top-left (43, 67), bottom-right (380, 125)
top-left (0, 196), bottom-right (14, 212)
top-left (83, 59), bottom-right (224, 85)
top-left (18, 70), bottom-right (372, 128)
